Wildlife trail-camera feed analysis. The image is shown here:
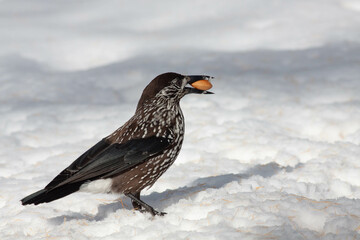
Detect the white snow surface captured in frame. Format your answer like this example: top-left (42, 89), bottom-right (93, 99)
top-left (1, 0), bottom-right (360, 239)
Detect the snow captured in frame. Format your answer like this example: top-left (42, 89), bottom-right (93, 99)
top-left (79, 179), bottom-right (113, 194)
top-left (1, 0), bottom-right (360, 239)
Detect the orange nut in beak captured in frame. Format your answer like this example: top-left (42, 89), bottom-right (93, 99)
top-left (190, 80), bottom-right (213, 91)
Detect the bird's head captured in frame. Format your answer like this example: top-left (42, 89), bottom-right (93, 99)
top-left (137, 72), bottom-right (213, 110)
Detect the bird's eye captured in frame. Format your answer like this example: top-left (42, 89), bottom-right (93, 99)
top-left (176, 78), bottom-right (186, 88)
top-left (171, 78), bottom-right (181, 87)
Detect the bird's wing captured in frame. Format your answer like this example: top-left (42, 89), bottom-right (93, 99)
top-left (45, 136), bottom-right (171, 190)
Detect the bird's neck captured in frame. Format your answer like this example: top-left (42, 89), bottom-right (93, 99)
top-left (139, 100), bottom-right (182, 123)
top-left (137, 100), bottom-right (184, 136)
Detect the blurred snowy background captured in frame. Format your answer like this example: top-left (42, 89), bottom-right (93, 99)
top-left (1, 0), bottom-right (360, 239)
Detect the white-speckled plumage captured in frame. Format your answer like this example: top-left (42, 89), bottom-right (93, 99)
top-left (108, 81), bottom-right (185, 194)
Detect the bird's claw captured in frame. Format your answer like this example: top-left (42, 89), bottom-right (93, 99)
top-left (134, 207), bottom-right (166, 216)
top-left (153, 210), bottom-right (167, 216)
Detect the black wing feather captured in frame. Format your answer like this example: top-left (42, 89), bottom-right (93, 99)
top-left (45, 138), bottom-right (111, 189)
top-left (47, 136), bottom-right (171, 190)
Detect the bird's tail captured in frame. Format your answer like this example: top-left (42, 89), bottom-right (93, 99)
top-left (21, 183), bottom-right (83, 205)
top-left (21, 189), bottom-right (48, 205)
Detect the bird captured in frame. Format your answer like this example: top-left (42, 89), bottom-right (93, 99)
top-left (21, 72), bottom-right (213, 216)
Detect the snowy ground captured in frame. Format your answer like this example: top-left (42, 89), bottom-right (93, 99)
top-left (1, 0), bottom-right (360, 239)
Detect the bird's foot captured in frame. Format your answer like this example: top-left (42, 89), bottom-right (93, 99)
top-left (126, 193), bottom-right (166, 217)
top-left (134, 206), bottom-right (166, 216)
top-left (154, 210), bottom-right (167, 216)
top-left (147, 208), bottom-right (167, 217)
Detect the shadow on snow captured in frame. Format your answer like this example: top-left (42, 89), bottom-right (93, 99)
top-left (49, 162), bottom-right (301, 224)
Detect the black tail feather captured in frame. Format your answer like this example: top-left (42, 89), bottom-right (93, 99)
top-left (21, 182), bottom-right (83, 205)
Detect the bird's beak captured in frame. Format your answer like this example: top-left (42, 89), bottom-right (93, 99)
top-left (185, 75), bottom-right (214, 94)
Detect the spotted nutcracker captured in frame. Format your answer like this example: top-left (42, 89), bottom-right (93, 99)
top-left (21, 72), bottom-right (213, 216)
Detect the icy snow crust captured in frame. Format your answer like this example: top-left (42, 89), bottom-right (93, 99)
top-left (1, 0), bottom-right (360, 239)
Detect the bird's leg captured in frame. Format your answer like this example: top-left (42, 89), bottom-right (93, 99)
top-left (130, 192), bottom-right (142, 210)
top-left (125, 193), bottom-right (166, 216)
